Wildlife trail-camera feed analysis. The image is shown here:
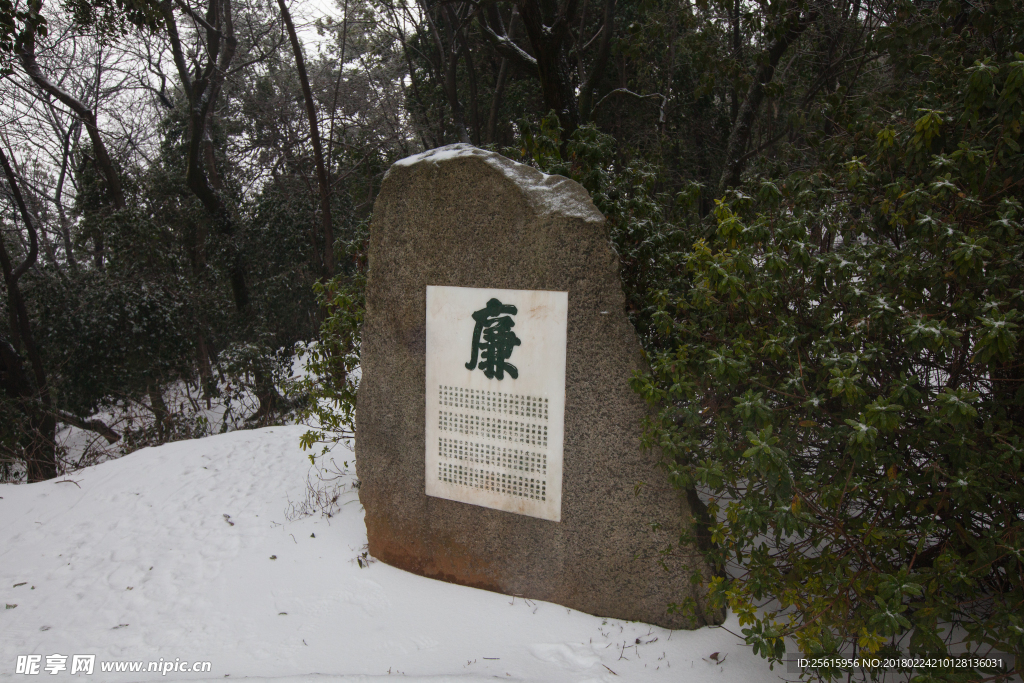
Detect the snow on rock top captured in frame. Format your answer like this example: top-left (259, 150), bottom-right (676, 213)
top-left (390, 143), bottom-right (605, 223)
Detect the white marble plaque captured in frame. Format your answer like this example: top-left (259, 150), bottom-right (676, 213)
top-left (425, 285), bottom-right (566, 521)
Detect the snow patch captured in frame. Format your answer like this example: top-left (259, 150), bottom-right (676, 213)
top-left (527, 642), bottom-right (600, 670)
top-left (1, 426), bottom-right (775, 682)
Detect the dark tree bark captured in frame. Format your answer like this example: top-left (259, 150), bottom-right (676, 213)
top-left (419, 0), bottom-right (471, 143)
top-left (518, 0), bottom-right (579, 136)
top-left (56, 409), bottom-right (120, 444)
top-left (18, 0), bottom-right (126, 269)
top-left (164, 0), bottom-right (299, 424)
top-left (276, 0), bottom-right (334, 277)
top-left (486, 56), bottom-right (511, 144)
top-left (149, 386), bottom-right (170, 442)
top-left (718, 5), bottom-right (816, 193)
top-left (53, 120), bottom-right (79, 270)
top-left (729, 0), bottom-right (741, 125)
top-left (477, 0), bottom-right (615, 141)
top-left (18, 1), bottom-right (126, 212)
top-left (1, 147), bottom-right (120, 479)
top-left (461, 25), bottom-right (482, 145)
top-left (196, 332), bottom-right (214, 406)
top-left (577, 0), bottom-right (615, 122)
top-left (486, 6), bottom-right (514, 148)
top-left (1, 146), bottom-right (56, 481)
top-left (162, 0), bottom-right (249, 312)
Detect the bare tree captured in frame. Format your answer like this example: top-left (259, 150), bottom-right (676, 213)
top-left (18, 0), bottom-right (127, 218)
top-left (161, 0), bottom-right (251, 309)
top-left (0, 145), bottom-right (58, 481)
top-left (276, 0), bottom-right (334, 277)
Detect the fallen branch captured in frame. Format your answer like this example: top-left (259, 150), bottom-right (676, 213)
top-left (56, 410), bottom-right (120, 444)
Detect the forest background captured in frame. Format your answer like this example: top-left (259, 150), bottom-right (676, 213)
top-left (1, 0), bottom-right (1022, 678)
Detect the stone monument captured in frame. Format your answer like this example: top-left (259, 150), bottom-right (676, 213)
top-left (355, 144), bottom-right (723, 629)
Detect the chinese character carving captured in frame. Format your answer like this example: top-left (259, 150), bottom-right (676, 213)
top-left (465, 298), bottom-right (521, 380)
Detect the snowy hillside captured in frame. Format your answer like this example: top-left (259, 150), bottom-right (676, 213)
top-left (1, 427), bottom-right (783, 682)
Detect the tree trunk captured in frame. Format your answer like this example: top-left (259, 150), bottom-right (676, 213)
top-left (477, 0), bottom-right (612, 143)
top-left (718, 6), bottom-right (816, 193)
top-left (19, 0), bottom-right (124, 271)
top-left (427, 3), bottom-right (470, 143)
top-left (149, 386), bottom-right (170, 442)
top-left (0, 146), bottom-right (57, 481)
top-left (162, 0), bottom-right (250, 313)
top-left (2, 150), bottom-right (119, 467)
top-left (516, 0), bottom-right (582, 139)
top-left (578, 0), bottom-right (615, 123)
top-left (461, 26), bottom-right (482, 145)
top-left (729, 0), bottom-right (741, 126)
top-left (486, 56), bottom-right (511, 144)
top-left (18, 1), bottom-right (126, 212)
top-left (277, 0), bottom-right (335, 278)
top-left (196, 332), bottom-right (214, 408)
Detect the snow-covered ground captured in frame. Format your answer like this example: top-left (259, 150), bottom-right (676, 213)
top-left (1, 426), bottom-right (784, 682)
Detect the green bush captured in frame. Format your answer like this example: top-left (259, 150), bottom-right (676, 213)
top-left (294, 223), bottom-right (367, 464)
top-left (632, 1), bottom-right (1024, 677)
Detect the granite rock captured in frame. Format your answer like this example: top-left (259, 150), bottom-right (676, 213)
top-left (355, 144), bottom-right (724, 629)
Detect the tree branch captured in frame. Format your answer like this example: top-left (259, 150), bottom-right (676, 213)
top-left (0, 146), bottom-right (39, 283)
top-left (17, 0), bottom-right (126, 210)
top-left (476, 7), bottom-right (539, 77)
top-left (592, 87), bottom-right (664, 115)
top-left (161, 0), bottom-right (194, 99)
top-left (56, 410), bottom-right (121, 444)
top-left (174, 0), bottom-right (219, 34)
top-left (276, 0), bottom-right (334, 276)
top-left (718, 5), bottom-right (817, 193)
top-left (579, 0), bottom-right (614, 121)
